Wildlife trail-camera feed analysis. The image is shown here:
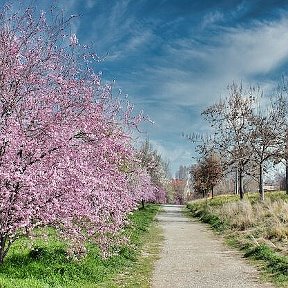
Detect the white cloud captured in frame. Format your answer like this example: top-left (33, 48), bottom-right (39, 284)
top-left (83, 0), bottom-right (154, 60)
top-left (149, 139), bottom-right (194, 175)
top-left (216, 18), bottom-right (288, 76)
top-left (65, 2), bottom-right (288, 171)
top-left (122, 16), bottom-right (288, 169)
top-left (201, 10), bottom-right (224, 29)
top-left (132, 16), bottom-right (288, 108)
top-left (125, 30), bottom-right (153, 51)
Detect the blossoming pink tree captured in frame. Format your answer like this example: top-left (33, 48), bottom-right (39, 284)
top-left (0, 6), bottom-right (156, 263)
top-left (137, 140), bottom-right (169, 205)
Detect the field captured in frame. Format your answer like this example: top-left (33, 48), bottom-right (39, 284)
top-left (187, 192), bottom-right (288, 287)
top-left (0, 204), bottom-right (161, 288)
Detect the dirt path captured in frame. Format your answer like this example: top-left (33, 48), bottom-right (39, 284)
top-left (152, 204), bottom-right (274, 288)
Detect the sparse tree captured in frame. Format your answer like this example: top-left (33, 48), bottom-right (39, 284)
top-left (202, 83), bottom-right (256, 199)
top-left (175, 165), bottom-right (189, 180)
top-left (173, 165), bottom-right (191, 203)
top-left (190, 163), bottom-right (206, 198)
top-left (190, 152), bottom-right (223, 198)
top-left (286, 132), bottom-right (288, 194)
top-left (248, 95), bottom-right (287, 200)
top-left (202, 153), bottom-right (223, 198)
top-left (202, 82), bottom-right (288, 201)
top-left (275, 82), bottom-right (288, 194)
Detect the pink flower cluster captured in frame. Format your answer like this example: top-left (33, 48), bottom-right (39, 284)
top-left (0, 7), bottom-right (157, 262)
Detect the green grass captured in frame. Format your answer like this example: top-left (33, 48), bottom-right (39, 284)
top-left (244, 244), bottom-right (288, 278)
top-left (0, 204), bottom-right (161, 288)
top-left (98, 221), bottom-right (163, 288)
top-left (187, 191), bottom-right (288, 287)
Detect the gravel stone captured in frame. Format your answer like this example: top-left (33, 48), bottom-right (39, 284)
top-left (152, 204), bottom-right (274, 288)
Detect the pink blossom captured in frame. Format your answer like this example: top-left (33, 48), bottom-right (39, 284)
top-left (0, 6), bottom-right (160, 263)
top-left (69, 33), bottom-right (78, 46)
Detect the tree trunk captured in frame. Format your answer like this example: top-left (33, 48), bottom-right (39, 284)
top-left (211, 186), bottom-right (214, 199)
top-left (0, 236), bottom-right (6, 265)
top-left (285, 158), bottom-right (288, 195)
top-left (239, 170), bottom-right (244, 200)
top-left (285, 128), bottom-right (288, 195)
top-left (259, 163), bottom-right (264, 201)
top-left (141, 199), bottom-right (145, 209)
top-left (0, 251), bottom-right (4, 265)
top-left (234, 168), bottom-right (238, 195)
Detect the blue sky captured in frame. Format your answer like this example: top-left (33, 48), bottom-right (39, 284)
top-left (4, 0), bottom-right (288, 175)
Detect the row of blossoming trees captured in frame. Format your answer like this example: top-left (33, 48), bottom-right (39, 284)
top-left (0, 6), bottom-right (167, 263)
top-left (190, 83), bottom-right (288, 201)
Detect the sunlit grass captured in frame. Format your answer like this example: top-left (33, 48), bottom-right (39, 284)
top-left (0, 204), bottom-right (160, 288)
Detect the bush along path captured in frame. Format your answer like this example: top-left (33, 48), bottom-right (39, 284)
top-left (152, 204), bottom-right (274, 288)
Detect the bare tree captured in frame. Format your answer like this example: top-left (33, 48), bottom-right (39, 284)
top-left (248, 94), bottom-right (287, 200)
top-left (286, 132), bottom-right (288, 194)
top-left (202, 83), bottom-right (256, 199)
top-left (202, 82), bottom-right (287, 201)
top-left (280, 112), bottom-right (288, 196)
top-left (275, 82), bottom-right (288, 194)
top-left (175, 165), bottom-right (189, 180)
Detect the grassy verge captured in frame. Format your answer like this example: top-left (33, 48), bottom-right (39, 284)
top-left (187, 192), bottom-right (288, 287)
top-left (99, 221), bottom-right (163, 288)
top-left (0, 204), bottom-right (161, 288)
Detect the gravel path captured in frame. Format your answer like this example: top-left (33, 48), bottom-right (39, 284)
top-left (152, 204), bottom-right (274, 288)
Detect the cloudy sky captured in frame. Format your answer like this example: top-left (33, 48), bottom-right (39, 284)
top-left (3, 0), bottom-right (288, 175)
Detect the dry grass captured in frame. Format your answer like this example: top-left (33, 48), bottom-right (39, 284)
top-left (204, 193), bottom-right (288, 255)
top-left (219, 200), bottom-right (255, 230)
top-left (187, 192), bottom-right (288, 286)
